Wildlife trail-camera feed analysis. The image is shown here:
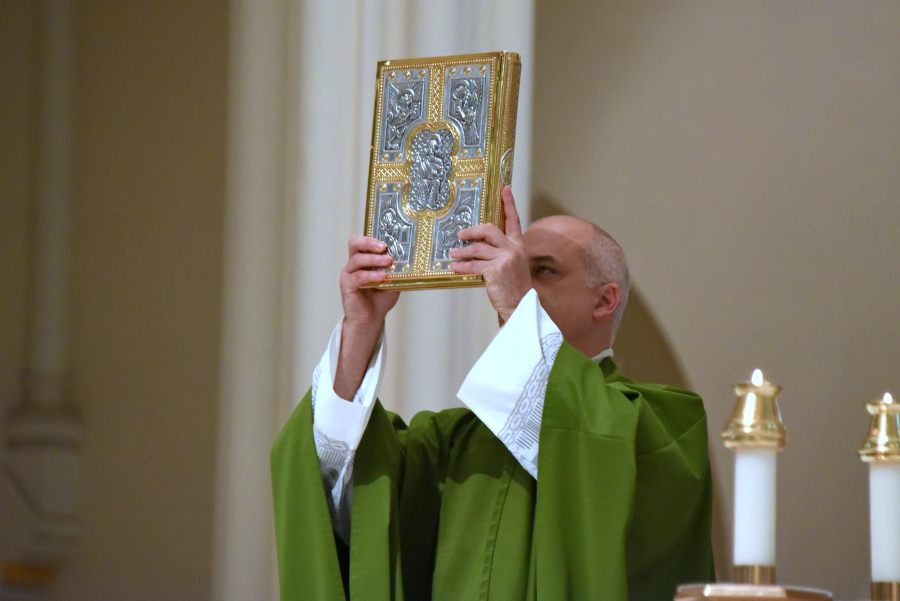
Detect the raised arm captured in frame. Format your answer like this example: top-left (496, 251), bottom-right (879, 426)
top-left (307, 235), bottom-right (400, 543)
top-left (334, 235), bottom-right (400, 400)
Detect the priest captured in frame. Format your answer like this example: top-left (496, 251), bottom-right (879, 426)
top-left (272, 187), bottom-right (715, 600)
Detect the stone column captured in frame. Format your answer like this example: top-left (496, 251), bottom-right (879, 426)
top-left (3, 0), bottom-right (83, 590)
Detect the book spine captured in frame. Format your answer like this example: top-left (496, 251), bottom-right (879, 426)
top-left (495, 52), bottom-right (521, 234)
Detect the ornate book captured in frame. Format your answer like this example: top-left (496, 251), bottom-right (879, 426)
top-left (363, 51), bottom-right (521, 290)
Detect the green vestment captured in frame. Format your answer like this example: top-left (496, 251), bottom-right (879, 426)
top-left (271, 342), bottom-right (715, 600)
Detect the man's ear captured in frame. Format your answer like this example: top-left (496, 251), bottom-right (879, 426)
top-left (592, 283), bottom-right (621, 321)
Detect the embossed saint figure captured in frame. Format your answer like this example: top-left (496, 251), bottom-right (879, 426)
top-left (408, 129), bottom-right (453, 212)
top-left (386, 87), bottom-right (418, 151)
top-left (451, 79), bottom-right (481, 146)
top-left (379, 210), bottom-right (409, 262)
top-left (436, 204), bottom-right (474, 260)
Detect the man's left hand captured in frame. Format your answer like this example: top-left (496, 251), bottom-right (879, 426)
top-left (450, 186), bottom-right (531, 323)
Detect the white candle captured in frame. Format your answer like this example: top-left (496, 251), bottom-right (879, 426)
top-left (725, 368), bottom-right (784, 573)
top-left (869, 462), bottom-right (900, 581)
top-left (869, 392), bottom-right (900, 582)
top-left (733, 445), bottom-right (777, 567)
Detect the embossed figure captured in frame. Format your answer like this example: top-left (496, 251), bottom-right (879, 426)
top-left (385, 87), bottom-right (418, 151)
top-left (379, 210), bottom-right (409, 262)
top-left (451, 79), bottom-right (481, 146)
top-left (436, 204), bottom-right (474, 260)
top-left (408, 129), bottom-right (453, 212)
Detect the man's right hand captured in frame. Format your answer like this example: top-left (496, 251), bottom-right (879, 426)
top-left (340, 236), bottom-right (400, 327)
top-left (334, 236), bottom-right (400, 401)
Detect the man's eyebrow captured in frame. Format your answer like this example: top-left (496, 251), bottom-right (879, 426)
top-left (529, 255), bottom-right (558, 263)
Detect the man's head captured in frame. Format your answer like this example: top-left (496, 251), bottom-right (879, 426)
top-left (521, 215), bottom-right (630, 357)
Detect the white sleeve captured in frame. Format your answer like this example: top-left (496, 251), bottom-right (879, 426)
top-left (456, 289), bottom-right (563, 480)
top-left (311, 319), bottom-right (385, 543)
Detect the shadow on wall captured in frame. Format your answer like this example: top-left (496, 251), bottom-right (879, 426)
top-left (531, 191), bottom-right (729, 579)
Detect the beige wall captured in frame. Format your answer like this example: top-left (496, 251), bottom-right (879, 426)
top-left (61, 2), bottom-right (228, 598)
top-left (1, 1), bottom-right (228, 599)
top-left (533, 1), bottom-right (900, 597)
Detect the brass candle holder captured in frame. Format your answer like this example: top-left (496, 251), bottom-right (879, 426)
top-left (722, 375), bottom-right (786, 449)
top-left (676, 370), bottom-right (831, 601)
top-left (722, 370), bottom-right (784, 585)
top-left (859, 393), bottom-right (900, 601)
top-left (675, 585), bottom-right (833, 601)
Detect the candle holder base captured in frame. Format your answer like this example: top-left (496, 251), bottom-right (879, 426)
top-left (872, 582), bottom-right (900, 601)
top-left (732, 565), bottom-right (776, 585)
top-left (675, 584), bottom-right (832, 601)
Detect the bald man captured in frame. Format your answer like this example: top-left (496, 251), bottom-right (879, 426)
top-left (272, 187), bottom-right (715, 601)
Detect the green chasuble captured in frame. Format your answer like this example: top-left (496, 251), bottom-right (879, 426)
top-left (271, 342), bottom-right (715, 600)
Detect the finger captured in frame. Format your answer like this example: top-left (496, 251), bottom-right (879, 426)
top-left (456, 223), bottom-right (508, 247)
top-left (346, 251), bottom-right (393, 273)
top-left (344, 268), bottom-right (389, 290)
top-left (449, 242), bottom-right (499, 261)
top-left (501, 186), bottom-right (522, 240)
top-left (348, 235), bottom-right (388, 257)
top-left (450, 260), bottom-right (486, 276)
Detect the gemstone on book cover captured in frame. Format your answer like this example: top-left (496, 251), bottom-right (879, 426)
top-left (407, 128), bottom-right (454, 213)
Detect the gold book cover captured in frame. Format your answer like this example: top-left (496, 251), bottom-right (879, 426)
top-left (363, 51), bottom-right (521, 290)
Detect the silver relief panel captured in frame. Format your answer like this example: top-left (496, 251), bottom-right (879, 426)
top-left (373, 184), bottom-right (415, 272)
top-left (407, 128), bottom-right (454, 213)
top-left (431, 178), bottom-right (482, 271)
top-left (444, 64), bottom-right (490, 157)
top-left (379, 70), bottom-right (428, 162)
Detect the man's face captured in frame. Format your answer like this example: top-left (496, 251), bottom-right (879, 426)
top-left (521, 217), bottom-right (600, 346)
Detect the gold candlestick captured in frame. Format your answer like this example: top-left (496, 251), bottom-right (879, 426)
top-left (871, 584), bottom-right (900, 601)
top-left (722, 375), bottom-right (786, 451)
top-left (722, 370), bottom-right (784, 584)
top-left (859, 393), bottom-right (900, 461)
top-left (676, 370), bottom-right (831, 601)
top-left (859, 393), bottom-right (900, 601)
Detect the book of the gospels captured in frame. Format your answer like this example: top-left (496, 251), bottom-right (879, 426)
top-left (363, 51), bottom-right (521, 290)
